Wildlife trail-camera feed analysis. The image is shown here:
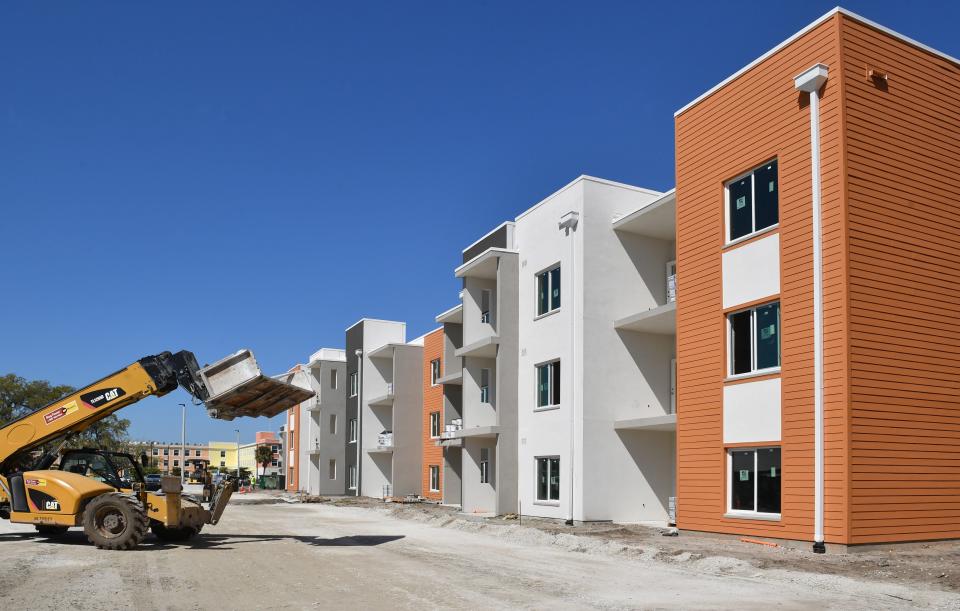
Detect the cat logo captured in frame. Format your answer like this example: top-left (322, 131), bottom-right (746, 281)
top-left (44, 500), bottom-right (60, 511)
top-left (43, 401), bottom-right (78, 425)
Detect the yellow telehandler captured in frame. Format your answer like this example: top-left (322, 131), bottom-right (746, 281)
top-left (0, 349), bottom-right (312, 550)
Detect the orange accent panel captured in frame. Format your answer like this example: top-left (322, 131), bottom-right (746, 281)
top-left (422, 328), bottom-right (444, 500)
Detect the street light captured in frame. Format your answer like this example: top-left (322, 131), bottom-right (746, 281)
top-left (235, 429), bottom-right (241, 483)
top-left (178, 403), bottom-right (186, 488)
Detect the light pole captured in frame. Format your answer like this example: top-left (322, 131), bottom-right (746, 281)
top-left (235, 429), bottom-right (241, 483)
top-left (178, 403), bottom-right (186, 487)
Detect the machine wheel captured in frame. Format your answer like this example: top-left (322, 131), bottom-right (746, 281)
top-left (151, 523), bottom-right (200, 542)
top-left (35, 525), bottom-right (69, 537)
top-left (82, 493), bottom-right (148, 550)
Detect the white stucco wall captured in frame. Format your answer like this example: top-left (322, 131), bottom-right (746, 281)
top-left (723, 377), bottom-right (782, 443)
top-left (722, 233), bottom-right (780, 309)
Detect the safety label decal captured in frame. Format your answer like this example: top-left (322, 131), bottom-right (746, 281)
top-left (43, 401), bottom-right (78, 425)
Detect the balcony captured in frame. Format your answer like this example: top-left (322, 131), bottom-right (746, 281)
top-left (455, 335), bottom-right (499, 359)
top-left (611, 189), bottom-right (676, 240)
top-left (455, 248), bottom-right (516, 280)
top-left (614, 414), bottom-right (676, 432)
top-left (367, 432), bottom-right (394, 453)
top-left (614, 302), bottom-right (676, 335)
top-left (436, 370), bottom-right (463, 385)
top-left (307, 397), bottom-right (322, 413)
top-left (436, 303), bottom-right (463, 325)
top-left (451, 425), bottom-right (501, 439)
top-left (369, 383), bottom-right (395, 407)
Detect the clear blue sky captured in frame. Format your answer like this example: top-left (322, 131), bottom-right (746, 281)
top-left (2, 1), bottom-right (957, 444)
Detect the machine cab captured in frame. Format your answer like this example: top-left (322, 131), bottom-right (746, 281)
top-left (56, 449), bottom-right (152, 491)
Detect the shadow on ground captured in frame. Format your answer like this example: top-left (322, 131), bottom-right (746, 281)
top-left (0, 531), bottom-right (404, 551)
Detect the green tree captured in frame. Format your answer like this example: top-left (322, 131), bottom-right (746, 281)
top-left (255, 444), bottom-right (273, 481)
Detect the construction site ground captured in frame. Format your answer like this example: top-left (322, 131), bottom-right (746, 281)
top-left (1, 490), bottom-right (958, 610)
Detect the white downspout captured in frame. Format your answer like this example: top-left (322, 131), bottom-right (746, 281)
top-left (794, 63), bottom-right (829, 554)
top-left (559, 210), bottom-right (579, 525)
top-left (355, 349), bottom-right (363, 497)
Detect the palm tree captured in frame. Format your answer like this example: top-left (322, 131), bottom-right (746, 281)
top-left (254, 444), bottom-right (273, 488)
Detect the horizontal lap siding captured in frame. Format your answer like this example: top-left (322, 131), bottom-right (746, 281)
top-left (841, 17), bottom-right (960, 544)
top-left (422, 329), bottom-right (444, 500)
top-left (675, 15), bottom-right (850, 543)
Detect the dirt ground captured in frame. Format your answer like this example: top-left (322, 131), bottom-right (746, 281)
top-left (0, 494), bottom-right (958, 610)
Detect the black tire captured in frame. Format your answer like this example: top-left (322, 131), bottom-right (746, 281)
top-left (82, 493), bottom-right (148, 550)
top-left (151, 523), bottom-right (200, 542)
top-left (35, 524), bottom-right (69, 537)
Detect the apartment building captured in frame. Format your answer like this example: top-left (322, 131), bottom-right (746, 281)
top-left (135, 442), bottom-right (208, 478)
top-left (516, 176), bottom-right (675, 523)
top-left (239, 431), bottom-right (282, 479)
top-left (421, 328), bottom-right (445, 500)
top-left (208, 441), bottom-right (237, 473)
top-left (674, 7), bottom-right (960, 547)
top-left (283, 349), bottom-right (347, 495)
top-left (345, 319), bottom-right (424, 498)
top-left (448, 223), bottom-right (519, 515)
top-left (435, 304), bottom-right (464, 506)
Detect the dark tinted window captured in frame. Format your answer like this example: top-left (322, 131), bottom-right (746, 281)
top-left (757, 448), bottom-right (781, 513)
top-left (753, 161), bottom-right (778, 231)
top-left (730, 450), bottom-right (754, 511)
top-left (550, 266), bottom-right (561, 310)
top-left (755, 302), bottom-right (781, 370)
top-left (728, 176), bottom-right (753, 240)
top-left (730, 310), bottom-right (752, 375)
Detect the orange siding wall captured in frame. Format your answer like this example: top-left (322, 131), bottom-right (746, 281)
top-left (286, 408), bottom-right (299, 491)
top-left (840, 17), bottom-right (960, 543)
top-left (422, 329), bottom-right (444, 500)
top-left (675, 15), bottom-right (851, 543)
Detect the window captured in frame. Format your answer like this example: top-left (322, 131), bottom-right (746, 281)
top-left (349, 372), bottom-right (358, 397)
top-left (480, 448), bottom-right (490, 484)
top-left (728, 301), bottom-right (781, 376)
top-left (429, 412), bottom-right (441, 438)
top-left (480, 290), bottom-right (491, 324)
top-left (330, 369), bottom-right (338, 389)
top-left (329, 459), bottom-right (337, 480)
top-left (536, 360), bottom-right (561, 408)
top-left (728, 447), bottom-right (781, 516)
top-left (430, 358), bottom-right (441, 386)
top-left (195, 450), bottom-right (201, 457)
top-left (348, 418), bottom-right (358, 443)
top-left (727, 159), bottom-right (778, 242)
top-left (152, 448), bottom-right (159, 456)
top-left (163, 449), bottom-right (169, 456)
top-left (220, 450), bottom-right (226, 458)
top-left (480, 368), bottom-right (490, 403)
top-left (666, 260), bottom-right (677, 303)
top-left (429, 465), bottom-right (440, 492)
top-left (271, 444), bottom-right (278, 453)
top-left (164, 460), bottom-right (169, 467)
top-left (220, 461), bottom-right (225, 467)
top-left (270, 460), bottom-right (278, 467)
top-left (536, 457), bottom-right (560, 502)
top-left (329, 414), bottom-right (338, 435)
top-left (173, 449), bottom-right (179, 456)
top-left (536, 265), bottom-right (561, 316)
top-left (348, 465), bottom-right (357, 489)
top-left (173, 460), bottom-right (179, 467)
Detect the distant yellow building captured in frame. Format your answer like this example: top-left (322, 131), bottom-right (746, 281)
top-left (207, 441), bottom-right (239, 474)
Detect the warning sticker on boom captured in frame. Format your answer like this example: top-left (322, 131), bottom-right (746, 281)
top-left (43, 401), bottom-right (78, 425)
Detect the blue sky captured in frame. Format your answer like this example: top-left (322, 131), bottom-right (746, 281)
top-left (2, 1), bottom-right (957, 443)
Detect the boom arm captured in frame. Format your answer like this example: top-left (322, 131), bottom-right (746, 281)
top-left (0, 351), bottom-right (207, 469)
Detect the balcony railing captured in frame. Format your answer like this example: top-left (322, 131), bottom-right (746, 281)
top-left (480, 310), bottom-right (490, 324)
top-left (440, 419), bottom-right (463, 439)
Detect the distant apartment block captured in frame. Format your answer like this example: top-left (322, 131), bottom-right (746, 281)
top-left (421, 328), bottom-right (445, 501)
top-left (283, 349), bottom-right (348, 495)
top-left (346, 319), bottom-right (424, 499)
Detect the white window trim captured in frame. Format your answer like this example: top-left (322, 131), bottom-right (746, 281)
top-left (535, 359), bottom-right (561, 409)
top-left (535, 264), bottom-right (561, 318)
top-left (430, 359), bottom-right (441, 386)
top-left (726, 447), bottom-right (781, 520)
top-left (724, 159), bottom-right (778, 246)
top-left (429, 465), bottom-right (440, 492)
top-left (726, 301), bottom-right (781, 378)
top-left (534, 455), bottom-right (561, 505)
top-left (348, 418), bottom-right (358, 444)
top-left (349, 372), bottom-right (358, 398)
top-left (429, 412), bottom-right (441, 439)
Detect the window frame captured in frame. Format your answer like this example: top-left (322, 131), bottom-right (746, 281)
top-left (349, 371), bottom-right (358, 397)
top-left (724, 159), bottom-right (779, 245)
top-left (479, 368), bottom-right (491, 404)
top-left (329, 413), bottom-right (337, 435)
top-left (348, 465), bottom-right (357, 490)
top-left (535, 264), bottom-right (561, 318)
top-left (726, 300), bottom-right (781, 379)
top-left (429, 412), bottom-right (441, 439)
top-left (328, 458), bottom-right (337, 480)
top-left (479, 448), bottom-right (490, 484)
top-left (430, 358), bottom-right (441, 386)
top-left (535, 456), bottom-right (561, 504)
top-left (348, 418), bottom-right (358, 443)
top-left (429, 465), bottom-right (440, 492)
top-left (330, 369), bottom-right (338, 390)
top-left (726, 447), bottom-right (782, 519)
top-left (535, 359), bottom-right (561, 410)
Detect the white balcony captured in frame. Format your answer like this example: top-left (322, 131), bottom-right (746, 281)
top-left (614, 414), bottom-right (677, 432)
top-left (614, 302), bottom-right (676, 335)
top-left (455, 335), bottom-right (499, 359)
top-left (611, 189), bottom-right (676, 240)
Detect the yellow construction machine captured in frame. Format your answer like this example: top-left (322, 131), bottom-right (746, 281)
top-left (0, 349), bottom-right (312, 550)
